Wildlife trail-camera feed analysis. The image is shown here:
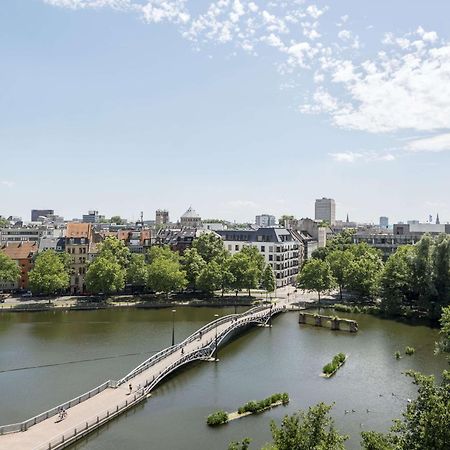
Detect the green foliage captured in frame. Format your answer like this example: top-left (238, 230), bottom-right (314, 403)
top-left (322, 353), bottom-right (346, 375)
top-left (126, 254), bottom-right (148, 288)
top-left (0, 217), bottom-right (9, 227)
top-left (182, 248), bottom-right (206, 290)
top-left (237, 393), bottom-right (290, 415)
top-left (97, 236), bottom-right (130, 269)
top-left (394, 351), bottom-right (401, 359)
top-left (436, 306), bottom-right (450, 355)
top-left (228, 438), bottom-right (252, 450)
top-left (147, 245), bottom-right (179, 264)
top-left (0, 252), bottom-right (20, 283)
top-left (29, 250), bottom-right (70, 295)
top-left (261, 265), bottom-right (276, 294)
top-left (206, 410), bottom-right (228, 426)
top-left (327, 250), bottom-right (354, 300)
top-left (362, 371), bottom-right (450, 450)
top-left (269, 403), bottom-right (348, 450)
top-left (297, 259), bottom-right (335, 301)
top-left (147, 257), bottom-right (187, 295)
top-left (192, 233), bottom-right (227, 263)
top-left (86, 256), bottom-right (125, 295)
top-left (229, 251), bottom-right (262, 295)
top-left (110, 215), bottom-right (125, 225)
top-left (196, 261), bottom-right (222, 294)
top-left (405, 346), bottom-right (415, 356)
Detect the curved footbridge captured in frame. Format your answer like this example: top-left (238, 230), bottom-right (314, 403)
top-left (0, 304), bottom-right (285, 450)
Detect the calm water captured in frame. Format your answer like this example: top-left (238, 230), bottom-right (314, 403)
top-left (0, 307), bottom-right (447, 450)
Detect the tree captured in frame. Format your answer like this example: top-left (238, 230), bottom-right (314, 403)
top-left (0, 252), bottom-right (20, 284)
top-left (0, 217), bottom-right (9, 228)
top-left (345, 244), bottom-right (383, 300)
top-left (126, 254), bottom-right (148, 289)
top-left (327, 250), bottom-right (354, 300)
top-left (147, 245), bottom-right (179, 264)
top-left (28, 250), bottom-right (70, 295)
top-left (182, 248), bottom-right (206, 290)
top-left (228, 438), bottom-right (252, 450)
top-left (436, 305), bottom-right (450, 356)
top-left (110, 215), bottom-right (125, 225)
top-left (362, 371), bottom-right (450, 450)
top-left (261, 265), bottom-right (276, 298)
top-left (192, 232), bottom-right (227, 263)
top-left (97, 236), bottom-right (130, 270)
top-left (268, 403), bottom-right (348, 450)
top-left (147, 258), bottom-right (187, 296)
top-left (380, 246), bottom-right (414, 315)
top-left (197, 261), bottom-right (222, 295)
top-left (297, 259), bottom-right (335, 302)
top-left (229, 251), bottom-right (261, 296)
top-left (433, 235), bottom-right (450, 310)
top-left (85, 256), bottom-right (125, 295)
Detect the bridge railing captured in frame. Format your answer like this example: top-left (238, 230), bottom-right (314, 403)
top-left (31, 389), bottom-right (147, 450)
top-left (118, 304), bottom-right (270, 385)
top-left (0, 380), bottom-right (118, 436)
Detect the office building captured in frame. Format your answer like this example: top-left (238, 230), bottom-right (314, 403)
top-left (255, 214), bottom-right (276, 227)
top-left (379, 217), bottom-right (389, 229)
top-left (31, 209), bottom-right (54, 222)
top-left (315, 198), bottom-right (336, 225)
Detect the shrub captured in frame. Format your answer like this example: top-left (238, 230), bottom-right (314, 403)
top-left (405, 346), bottom-right (415, 356)
top-left (323, 363), bottom-right (335, 375)
top-left (394, 351), bottom-right (401, 359)
top-left (237, 393), bottom-right (289, 415)
top-left (322, 353), bottom-right (346, 376)
top-left (207, 410), bottom-right (228, 426)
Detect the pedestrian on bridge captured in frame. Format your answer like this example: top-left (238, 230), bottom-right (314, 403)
top-left (128, 383), bottom-right (132, 394)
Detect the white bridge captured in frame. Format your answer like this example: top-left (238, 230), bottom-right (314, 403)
top-left (0, 304), bottom-right (285, 450)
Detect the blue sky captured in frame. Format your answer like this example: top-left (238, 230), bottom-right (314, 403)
top-left (1, 0), bottom-right (449, 224)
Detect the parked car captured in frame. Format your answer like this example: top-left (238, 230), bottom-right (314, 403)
top-left (21, 291), bottom-right (33, 298)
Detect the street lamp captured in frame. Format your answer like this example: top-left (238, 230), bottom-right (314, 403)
top-left (214, 314), bottom-right (219, 361)
top-left (171, 309), bottom-right (176, 346)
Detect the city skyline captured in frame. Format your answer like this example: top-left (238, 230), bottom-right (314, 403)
top-left (1, 1), bottom-right (449, 222)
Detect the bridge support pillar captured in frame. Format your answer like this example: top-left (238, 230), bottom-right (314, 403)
top-left (349, 322), bottom-right (358, 333)
top-left (314, 316), bottom-right (322, 327)
top-left (331, 319), bottom-right (340, 331)
top-left (298, 313), bottom-right (306, 324)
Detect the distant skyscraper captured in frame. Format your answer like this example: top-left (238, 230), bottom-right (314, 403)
top-left (82, 210), bottom-right (101, 223)
top-left (31, 209), bottom-right (54, 222)
top-left (379, 216), bottom-right (389, 229)
top-left (156, 209), bottom-right (169, 226)
top-left (255, 214), bottom-right (276, 227)
top-left (315, 198), bottom-right (336, 225)
top-left (436, 213), bottom-right (440, 225)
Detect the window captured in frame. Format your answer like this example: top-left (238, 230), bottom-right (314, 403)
top-left (269, 255), bottom-right (273, 261)
top-left (261, 246), bottom-right (265, 252)
top-left (269, 246), bottom-right (273, 252)
top-left (228, 245), bottom-right (232, 251)
top-left (235, 245), bottom-right (239, 251)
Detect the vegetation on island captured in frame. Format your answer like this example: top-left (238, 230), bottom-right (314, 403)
top-left (206, 410), bottom-right (229, 426)
top-left (322, 353), bottom-right (346, 376)
top-left (405, 346), bottom-right (415, 356)
top-left (237, 393), bottom-right (289, 415)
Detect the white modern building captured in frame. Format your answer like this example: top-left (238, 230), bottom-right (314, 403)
top-left (315, 198), bottom-right (336, 225)
top-left (379, 216), bottom-right (389, 229)
top-left (216, 228), bottom-right (303, 287)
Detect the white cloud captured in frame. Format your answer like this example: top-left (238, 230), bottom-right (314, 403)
top-left (405, 133), bottom-right (450, 153)
top-left (1, 180), bottom-right (15, 188)
top-left (329, 151), bottom-right (396, 163)
top-left (330, 152), bottom-right (363, 163)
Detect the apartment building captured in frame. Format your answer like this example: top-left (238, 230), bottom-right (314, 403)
top-left (0, 242), bottom-right (38, 291)
top-left (216, 228), bottom-right (303, 287)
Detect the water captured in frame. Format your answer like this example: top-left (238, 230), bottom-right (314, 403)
top-left (0, 307), bottom-right (447, 449)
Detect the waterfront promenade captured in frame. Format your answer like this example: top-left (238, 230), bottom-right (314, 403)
top-left (0, 304), bottom-right (284, 450)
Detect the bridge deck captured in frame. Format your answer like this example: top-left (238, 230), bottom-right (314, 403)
top-left (0, 305), bottom-right (281, 450)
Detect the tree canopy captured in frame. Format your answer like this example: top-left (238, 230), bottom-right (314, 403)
top-left (0, 252), bottom-right (20, 284)
top-left (297, 259), bottom-right (335, 301)
top-left (29, 250), bottom-right (70, 295)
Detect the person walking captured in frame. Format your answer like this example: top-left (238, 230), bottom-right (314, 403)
top-left (129, 383), bottom-right (132, 394)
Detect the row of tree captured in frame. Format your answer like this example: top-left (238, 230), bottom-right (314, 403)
top-left (297, 232), bottom-right (450, 319)
top-left (12, 233), bottom-right (276, 298)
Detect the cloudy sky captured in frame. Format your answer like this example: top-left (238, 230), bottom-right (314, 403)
top-left (1, 0), bottom-right (449, 224)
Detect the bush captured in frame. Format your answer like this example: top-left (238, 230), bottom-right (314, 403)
top-left (322, 353), bottom-right (346, 376)
top-left (394, 351), bottom-right (401, 359)
top-left (405, 346), bottom-right (415, 356)
top-left (207, 410), bottom-right (228, 426)
top-left (238, 393), bottom-right (289, 415)
top-left (323, 363), bottom-right (335, 375)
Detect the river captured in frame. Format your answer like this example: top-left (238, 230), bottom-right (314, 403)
top-left (0, 307), bottom-right (447, 449)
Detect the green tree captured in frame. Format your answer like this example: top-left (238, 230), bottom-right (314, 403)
top-left (229, 251), bottom-right (261, 296)
top-left (345, 244), bottom-right (383, 300)
top-left (380, 246), bottom-right (414, 315)
top-left (297, 259), bottom-right (335, 302)
top-left (433, 235), bottom-right (450, 310)
top-left (97, 236), bottom-right (130, 269)
top-left (196, 260), bottom-right (222, 295)
top-left (0, 252), bottom-right (20, 284)
top-left (192, 232), bottom-right (227, 263)
top-left (147, 258), bottom-right (187, 296)
top-left (182, 248), bottom-right (206, 290)
top-left (28, 250), bottom-right (70, 295)
top-left (0, 217), bottom-right (9, 228)
top-left (261, 265), bottom-right (276, 298)
top-left (436, 305), bottom-right (450, 356)
top-left (126, 254), bottom-right (148, 289)
top-left (110, 215), bottom-right (125, 225)
top-left (327, 250), bottom-right (354, 300)
top-left (267, 403), bottom-right (347, 450)
top-left (228, 438), bottom-right (252, 450)
top-left (148, 245), bottom-right (179, 264)
top-left (362, 371), bottom-right (450, 450)
top-left (85, 256), bottom-right (125, 295)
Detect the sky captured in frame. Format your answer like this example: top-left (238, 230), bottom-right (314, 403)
top-left (1, 0), bottom-right (450, 224)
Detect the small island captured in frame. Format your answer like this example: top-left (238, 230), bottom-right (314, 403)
top-left (321, 353), bottom-right (347, 378)
top-left (206, 393), bottom-right (289, 426)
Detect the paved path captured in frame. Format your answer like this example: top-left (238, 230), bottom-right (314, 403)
top-left (0, 304), bottom-right (283, 450)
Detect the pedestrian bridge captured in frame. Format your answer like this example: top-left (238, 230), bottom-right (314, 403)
top-left (0, 304), bottom-right (285, 450)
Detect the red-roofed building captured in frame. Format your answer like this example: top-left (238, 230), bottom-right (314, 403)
top-left (0, 242), bottom-right (38, 290)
